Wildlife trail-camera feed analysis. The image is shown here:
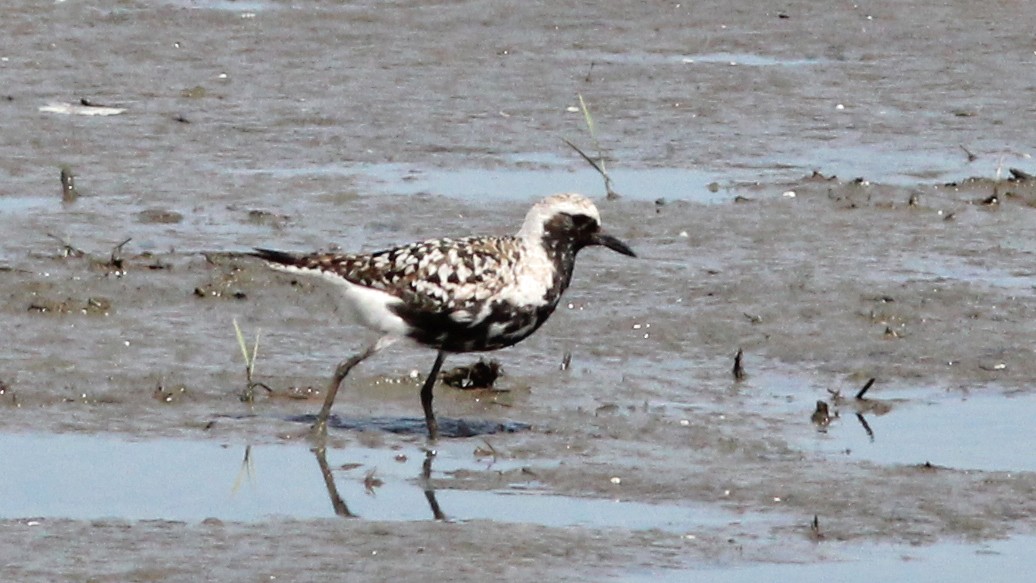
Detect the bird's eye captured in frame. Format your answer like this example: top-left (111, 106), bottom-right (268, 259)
top-left (569, 214), bottom-right (597, 230)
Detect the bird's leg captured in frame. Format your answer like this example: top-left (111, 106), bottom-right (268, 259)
top-left (420, 351), bottom-right (448, 441)
top-left (312, 336), bottom-right (395, 441)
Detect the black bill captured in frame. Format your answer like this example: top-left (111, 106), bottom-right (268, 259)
top-left (592, 232), bottom-right (636, 257)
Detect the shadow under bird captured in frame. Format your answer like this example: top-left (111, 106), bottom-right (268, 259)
top-left (250, 192), bottom-right (635, 440)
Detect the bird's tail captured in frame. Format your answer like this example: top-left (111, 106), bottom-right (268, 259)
top-left (249, 247), bottom-right (304, 267)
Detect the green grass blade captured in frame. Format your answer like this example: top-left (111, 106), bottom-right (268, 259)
top-left (232, 318), bottom-right (251, 369)
top-left (249, 329), bottom-right (262, 378)
top-left (577, 94), bottom-right (596, 139)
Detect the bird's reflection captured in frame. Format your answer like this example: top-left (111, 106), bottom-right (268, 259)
top-left (310, 446), bottom-right (447, 521)
top-left (813, 377), bottom-right (896, 442)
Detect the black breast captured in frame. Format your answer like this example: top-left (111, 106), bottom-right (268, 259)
top-left (391, 220), bottom-right (584, 353)
top-left (393, 297), bottom-right (562, 353)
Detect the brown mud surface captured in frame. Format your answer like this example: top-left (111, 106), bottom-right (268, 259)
top-left (2, 0), bottom-right (1036, 581)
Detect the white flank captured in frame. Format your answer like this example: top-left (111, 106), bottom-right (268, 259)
top-left (267, 264), bottom-right (411, 337)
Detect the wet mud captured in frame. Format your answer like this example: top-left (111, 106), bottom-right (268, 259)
top-left (3, 0), bottom-right (1036, 580)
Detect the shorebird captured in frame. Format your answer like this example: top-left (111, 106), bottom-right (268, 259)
top-left (251, 193), bottom-right (635, 440)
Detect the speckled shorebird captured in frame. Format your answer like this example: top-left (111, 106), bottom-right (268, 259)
top-left (251, 193), bottom-right (635, 440)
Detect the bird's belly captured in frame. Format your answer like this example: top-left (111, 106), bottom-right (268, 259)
top-left (405, 302), bottom-right (554, 353)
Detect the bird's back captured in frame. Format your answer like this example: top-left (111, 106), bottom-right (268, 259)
top-left (283, 236), bottom-right (524, 306)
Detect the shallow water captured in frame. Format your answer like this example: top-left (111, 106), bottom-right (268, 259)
top-left (356, 162), bottom-right (733, 203)
top-left (638, 535), bottom-right (1036, 583)
top-left (728, 370), bottom-right (1036, 472)
top-left (0, 433), bottom-right (754, 530)
top-left (802, 392), bottom-right (1036, 472)
top-left (226, 160), bottom-right (732, 203)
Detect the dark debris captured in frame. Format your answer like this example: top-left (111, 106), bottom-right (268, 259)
top-left (441, 358), bottom-right (502, 390)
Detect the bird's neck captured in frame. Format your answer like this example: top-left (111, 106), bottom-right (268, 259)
top-left (518, 232), bottom-right (578, 308)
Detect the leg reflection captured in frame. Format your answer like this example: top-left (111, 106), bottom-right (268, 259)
top-left (421, 449), bottom-right (447, 521)
top-left (311, 446), bottom-right (448, 521)
top-left (855, 412), bottom-right (875, 442)
top-left (313, 446), bottom-right (356, 518)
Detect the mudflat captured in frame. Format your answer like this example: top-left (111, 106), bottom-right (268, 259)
top-left (2, 1), bottom-right (1036, 581)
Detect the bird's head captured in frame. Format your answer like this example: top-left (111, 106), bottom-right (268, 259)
top-left (518, 193), bottom-right (636, 258)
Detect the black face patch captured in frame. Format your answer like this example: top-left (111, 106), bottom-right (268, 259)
top-left (542, 212), bottom-right (599, 251)
top-left (532, 212), bottom-right (601, 312)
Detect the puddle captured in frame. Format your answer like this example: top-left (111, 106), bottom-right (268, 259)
top-left (362, 164), bottom-right (731, 202)
top-left (679, 52), bottom-right (829, 67)
top-left (576, 51), bottom-right (830, 68)
top-left (709, 370), bottom-right (1036, 473)
top-left (157, 0), bottom-right (279, 11)
top-left (899, 257), bottom-right (1036, 297)
top-left (754, 143), bottom-right (994, 186)
top-left (804, 392), bottom-right (1036, 472)
top-left (0, 196), bottom-right (52, 214)
top-left (222, 150), bottom-right (1002, 202)
top-left (0, 433), bottom-right (749, 530)
top-left (628, 535), bottom-right (1036, 583)
top-left (228, 161), bottom-right (733, 203)
top-left (288, 414), bottom-right (530, 438)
